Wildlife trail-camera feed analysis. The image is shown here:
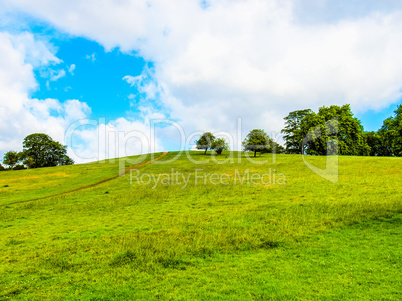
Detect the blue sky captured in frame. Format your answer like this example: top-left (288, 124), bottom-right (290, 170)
top-left (32, 32), bottom-right (400, 132)
top-left (32, 37), bottom-right (146, 121)
top-left (23, 22), bottom-right (402, 131)
top-left (31, 31), bottom-right (398, 132)
top-left (1, 0), bottom-right (401, 162)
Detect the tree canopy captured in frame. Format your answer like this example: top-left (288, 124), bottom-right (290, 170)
top-left (21, 133), bottom-right (74, 168)
top-left (282, 104), bottom-right (370, 156)
top-left (211, 138), bottom-right (229, 155)
top-left (281, 109), bottom-right (313, 154)
top-left (377, 104), bottom-right (402, 156)
top-left (364, 131), bottom-right (384, 156)
top-left (196, 132), bottom-right (216, 154)
top-left (3, 151), bottom-right (20, 170)
top-left (196, 133), bottom-right (229, 155)
top-left (242, 129), bottom-right (279, 157)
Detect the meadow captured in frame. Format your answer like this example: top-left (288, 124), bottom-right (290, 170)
top-left (0, 151), bottom-right (401, 300)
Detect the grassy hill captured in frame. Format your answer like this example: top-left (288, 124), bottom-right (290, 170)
top-left (0, 151), bottom-right (401, 300)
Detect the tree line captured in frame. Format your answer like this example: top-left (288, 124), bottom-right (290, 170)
top-left (196, 103), bottom-right (402, 157)
top-left (282, 104), bottom-right (402, 156)
top-left (1, 103), bottom-right (401, 169)
top-left (0, 133), bottom-right (74, 171)
top-left (196, 129), bottom-right (283, 157)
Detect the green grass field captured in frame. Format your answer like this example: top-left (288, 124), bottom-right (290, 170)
top-left (0, 151), bottom-right (401, 300)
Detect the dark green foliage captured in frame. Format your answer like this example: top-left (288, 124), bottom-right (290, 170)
top-left (0, 163), bottom-right (5, 171)
top-left (59, 155), bottom-right (74, 165)
top-left (273, 143), bottom-right (285, 154)
top-left (282, 104), bottom-right (402, 157)
top-left (282, 109), bottom-right (313, 154)
top-left (364, 131), bottom-right (383, 156)
top-left (22, 156), bottom-right (36, 169)
top-left (300, 105), bottom-right (370, 156)
top-left (21, 133), bottom-right (74, 168)
top-left (196, 132), bottom-right (216, 154)
top-left (242, 129), bottom-right (278, 157)
top-left (211, 138), bottom-right (229, 155)
top-left (377, 104), bottom-right (402, 156)
top-left (13, 164), bottom-right (26, 170)
top-left (3, 151), bottom-right (21, 170)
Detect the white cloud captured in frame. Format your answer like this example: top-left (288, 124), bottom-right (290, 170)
top-left (50, 68), bottom-right (66, 81)
top-left (0, 32), bottom-right (85, 154)
top-left (0, 31), bottom-right (163, 163)
top-left (68, 63), bottom-right (75, 75)
top-left (66, 117), bottom-right (164, 163)
top-left (123, 69), bottom-right (159, 102)
top-left (85, 53), bottom-right (96, 62)
top-left (8, 31), bottom-right (61, 67)
top-left (123, 75), bottom-right (142, 87)
top-left (4, 0), bottom-right (402, 149)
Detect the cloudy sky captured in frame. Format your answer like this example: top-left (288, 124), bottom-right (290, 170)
top-left (1, 0), bottom-right (402, 163)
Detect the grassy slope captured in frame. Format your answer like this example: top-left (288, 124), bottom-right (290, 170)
top-left (0, 151), bottom-right (401, 300)
top-left (0, 154), bottom-right (157, 205)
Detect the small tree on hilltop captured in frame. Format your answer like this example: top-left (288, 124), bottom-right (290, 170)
top-left (242, 129), bottom-right (273, 157)
top-left (211, 138), bottom-right (229, 155)
top-left (3, 151), bottom-right (20, 170)
top-left (196, 132), bottom-right (216, 154)
top-left (22, 133), bottom-right (74, 168)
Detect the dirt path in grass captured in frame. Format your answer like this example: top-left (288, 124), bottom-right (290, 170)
top-left (1, 152), bottom-right (168, 207)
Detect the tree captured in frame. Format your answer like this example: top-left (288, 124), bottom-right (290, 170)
top-left (3, 151), bottom-right (20, 170)
top-left (22, 133), bottom-right (74, 168)
top-left (196, 132), bottom-right (216, 154)
top-left (377, 104), bottom-right (402, 156)
top-left (273, 143), bottom-right (285, 154)
top-left (0, 163), bottom-right (5, 171)
top-left (242, 129), bottom-right (274, 157)
top-left (13, 164), bottom-right (26, 170)
top-left (281, 109), bottom-right (313, 154)
top-left (300, 104), bottom-right (370, 156)
top-left (364, 131), bottom-right (383, 156)
top-left (22, 156), bottom-right (36, 169)
top-left (59, 155), bottom-right (74, 165)
top-left (211, 138), bottom-right (229, 155)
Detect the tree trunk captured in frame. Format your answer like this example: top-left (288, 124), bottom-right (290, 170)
top-left (204, 148), bottom-right (207, 155)
top-left (254, 150), bottom-right (256, 157)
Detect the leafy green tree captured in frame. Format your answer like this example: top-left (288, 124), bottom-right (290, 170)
top-left (22, 133), bottom-right (74, 168)
top-left (377, 104), bottom-right (402, 156)
top-left (59, 155), bottom-right (74, 165)
top-left (13, 164), bottom-right (26, 170)
top-left (300, 104), bottom-right (370, 156)
top-left (196, 132), bottom-right (216, 154)
top-left (3, 151), bottom-right (20, 170)
top-left (273, 143), bottom-right (285, 154)
top-left (211, 138), bottom-right (229, 155)
top-left (22, 156), bottom-right (36, 169)
top-left (0, 163), bottom-right (5, 171)
top-left (281, 109), bottom-right (313, 154)
top-left (364, 131), bottom-right (383, 156)
top-left (242, 129), bottom-right (274, 157)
